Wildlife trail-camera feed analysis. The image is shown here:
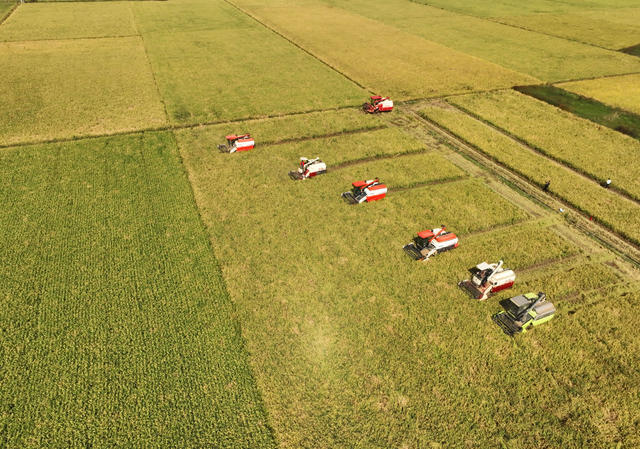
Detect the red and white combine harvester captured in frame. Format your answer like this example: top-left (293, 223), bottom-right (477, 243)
top-left (363, 96), bottom-right (394, 113)
top-left (342, 178), bottom-right (387, 204)
top-left (459, 260), bottom-right (516, 300)
top-left (403, 226), bottom-right (459, 261)
top-left (218, 134), bottom-right (255, 153)
top-left (289, 157), bottom-right (327, 180)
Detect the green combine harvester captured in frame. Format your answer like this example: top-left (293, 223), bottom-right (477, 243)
top-left (492, 292), bottom-right (555, 336)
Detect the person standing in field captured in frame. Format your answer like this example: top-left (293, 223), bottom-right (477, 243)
top-left (543, 180), bottom-right (551, 192)
top-left (604, 178), bottom-right (612, 188)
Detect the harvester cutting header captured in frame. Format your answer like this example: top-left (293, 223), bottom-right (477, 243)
top-left (404, 226), bottom-right (459, 261)
top-left (342, 178), bottom-right (387, 204)
top-left (363, 96), bottom-right (394, 113)
top-left (289, 157), bottom-right (327, 180)
top-left (218, 134), bottom-right (255, 153)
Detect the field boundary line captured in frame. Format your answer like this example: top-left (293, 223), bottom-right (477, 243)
top-left (130, 6), bottom-right (170, 125)
top-left (0, 34), bottom-right (140, 44)
top-left (0, 105), bottom-right (365, 150)
top-left (408, 0), bottom-right (634, 54)
top-left (331, 147), bottom-right (436, 171)
top-left (405, 108), bottom-right (640, 267)
top-left (170, 130), bottom-right (280, 448)
top-left (549, 70), bottom-right (640, 85)
top-left (221, 0), bottom-right (373, 94)
top-left (449, 100), bottom-right (640, 205)
top-left (388, 175), bottom-right (471, 194)
top-left (0, 1), bottom-right (19, 27)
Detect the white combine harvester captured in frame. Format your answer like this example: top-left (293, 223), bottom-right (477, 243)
top-left (459, 260), bottom-right (516, 300)
top-left (403, 226), bottom-right (459, 261)
top-left (218, 134), bottom-right (255, 153)
top-left (289, 157), bottom-right (327, 180)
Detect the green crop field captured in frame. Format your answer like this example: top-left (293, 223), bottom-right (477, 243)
top-left (2, 0), bottom-right (640, 447)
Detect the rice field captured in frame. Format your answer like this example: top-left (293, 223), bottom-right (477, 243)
top-left (0, 2), bottom-right (137, 41)
top-left (2, 0), bottom-right (640, 447)
top-left (0, 37), bottom-right (166, 146)
top-left (559, 73), bottom-right (640, 116)
top-left (448, 90), bottom-right (640, 201)
top-left (0, 132), bottom-right (276, 448)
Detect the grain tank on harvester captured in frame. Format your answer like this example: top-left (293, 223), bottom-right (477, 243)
top-left (218, 134), bottom-right (255, 153)
top-left (459, 260), bottom-right (516, 300)
top-left (403, 226), bottom-right (459, 261)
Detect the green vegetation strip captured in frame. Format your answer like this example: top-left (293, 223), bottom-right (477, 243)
top-left (0, 132), bottom-right (276, 448)
top-left (621, 43), bottom-right (640, 57)
top-left (419, 103), bottom-right (640, 245)
top-left (515, 84), bottom-right (640, 139)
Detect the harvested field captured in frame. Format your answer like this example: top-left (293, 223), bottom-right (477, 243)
top-left (559, 73), bottom-right (640, 116)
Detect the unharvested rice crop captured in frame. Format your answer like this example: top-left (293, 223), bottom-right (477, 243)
top-left (448, 90), bottom-right (640, 201)
top-left (419, 103), bottom-right (640, 243)
top-left (319, 0), bottom-right (640, 82)
top-left (230, 2), bottom-right (537, 99)
top-left (495, 8), bottom-right (640, 50)
top-left (0, 132), bottom-right (276, 447)
top-left (141, 26), bottom-right (365, 125)
top-left (0, 2), bottom-right (137, 41)
top-left (559, 73), bottom-right (640, 116)
top-left (0, 37), bottom-right (166, 146)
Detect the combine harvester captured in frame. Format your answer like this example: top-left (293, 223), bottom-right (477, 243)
top-left (492, 292), bottom-right (556, 336)
top-left (403, 226), bottom-right (459, 261)
top-left (459, 260), bottom-right (516, 300)
top-left (363, 96), bottom-right (394, 113)
top-left (289, 157), bottom-right (327, 180)
top-left (342, 178), bottom-right (387, 204)
top-left (218, 134), bottom-right (255, 153)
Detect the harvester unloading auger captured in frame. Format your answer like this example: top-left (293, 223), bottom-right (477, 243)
top-left (459, 260), bottom-right (516, 300)
top-left (363, 96), bottom-right (394, 113)
top-left (218, 134), bottom-right (255, 153)
top-left (403, 226), bottom-right (459, 261)
top-left (289, 157), bottom-right (327, 180)
top-left (342, 179), bottom-right (387, 204)
top-left (492, 292), bottom-right (556, 336)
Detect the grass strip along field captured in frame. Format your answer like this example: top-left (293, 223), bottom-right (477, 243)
top-left (0, 3), bottom-right (15, 24)
top-left (419, 103), bottom-right (640, 244)
top-left (0, 37), bottom-right (166, 147)
top-left (0, 132), bottom-right (276, 448)
top-left (448, 90), bottom-right (640, 201)
top-left (177, 112), bottom-right (636, 447)
top-left (319, 0), bottom-right (640, 83)
top-left (0, 2), bottom-right (137, 41)
top-left (134, 1), bottom-right (365, 125)
top-left (515, 84), bottom-right (640, 139)
top-left (558, 74), bottom-right (640, 117)
top-left (229, 1), bottom-right (537, 99)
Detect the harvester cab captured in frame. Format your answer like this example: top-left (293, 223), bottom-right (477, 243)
top-left (363, 95), bottom-right (394, 113)
top-left (218, 134), bottom-right (255, 153)
top-left (289, 157), bottom-right (327, 180)
top-left (342, 178), bottom-right (387, 204)
top-left (492, 292), bottom-right (556, 336)
top-left (403, 226), bottom-right (459, 261)
top-left (459, 260), bottom-right (516, 300)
